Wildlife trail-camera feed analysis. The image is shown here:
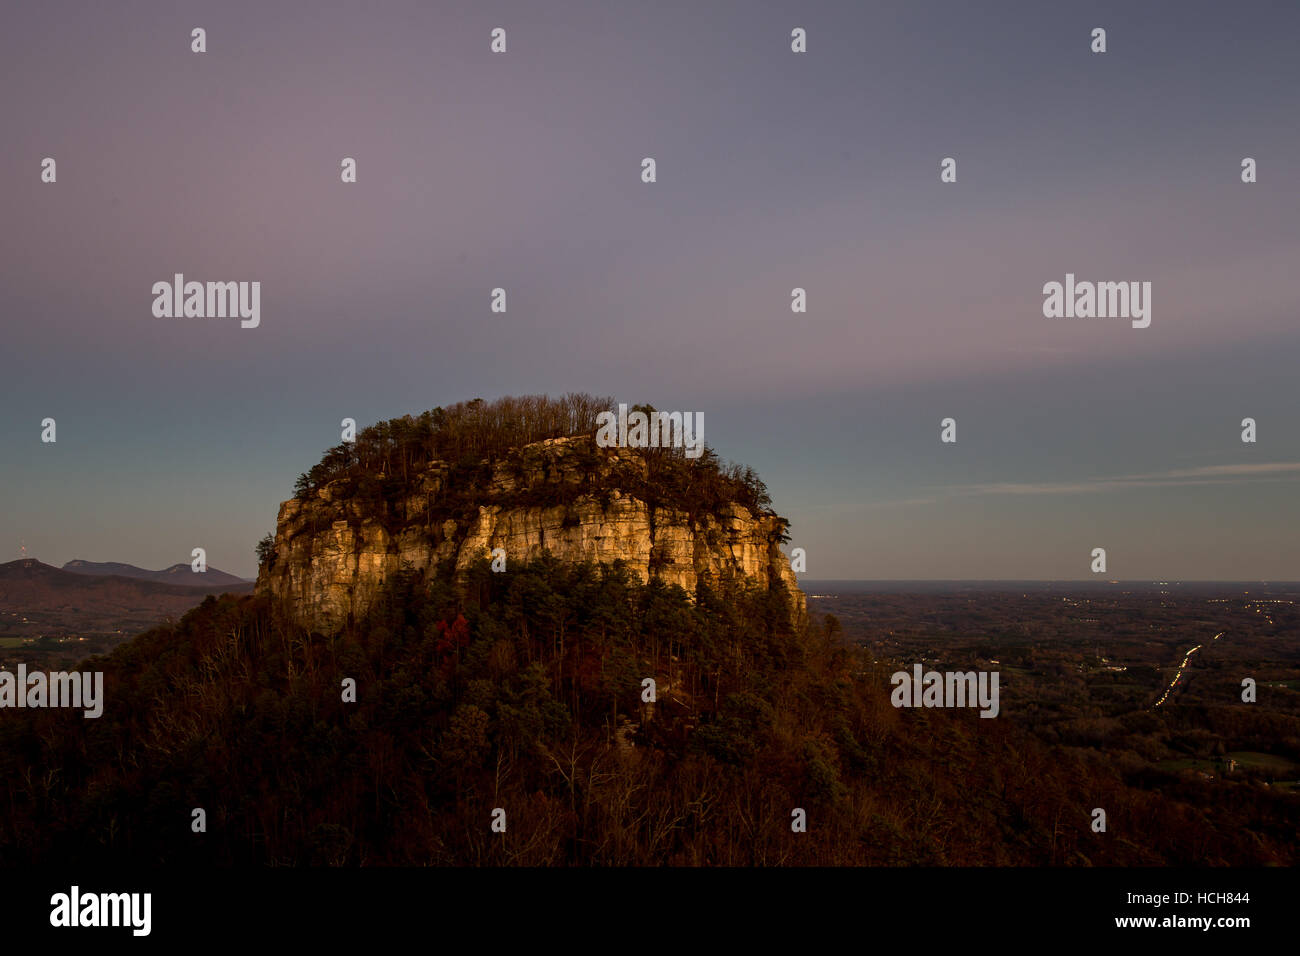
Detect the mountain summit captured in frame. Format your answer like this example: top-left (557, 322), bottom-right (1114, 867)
top-left (255, 395), bottom-right (804, 633)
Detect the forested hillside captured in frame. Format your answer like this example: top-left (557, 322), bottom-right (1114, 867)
top-left (2, 557), bottom-right (1294, 866)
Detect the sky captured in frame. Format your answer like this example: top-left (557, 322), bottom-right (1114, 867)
top-left (2, 0), bottom-right (1299, 580)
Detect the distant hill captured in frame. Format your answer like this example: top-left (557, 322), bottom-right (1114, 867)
top-left (63, 558), bottom-right (249, 587)
top-left (0, 559), bottom-right (253, 644)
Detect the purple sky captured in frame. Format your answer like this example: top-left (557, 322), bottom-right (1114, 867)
top-left (3, 0), bottom-right (1299, 579)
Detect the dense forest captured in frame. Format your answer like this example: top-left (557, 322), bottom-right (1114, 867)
top-left (292, 394), bottom-right (615, 496)
top-left (2, 556), bottom-right (1294, 866)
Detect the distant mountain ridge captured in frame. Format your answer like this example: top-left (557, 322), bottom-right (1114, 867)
top-left (63, 559), bottom-right (249, 587)
top-left (0, 559), bottom-right (253, 643)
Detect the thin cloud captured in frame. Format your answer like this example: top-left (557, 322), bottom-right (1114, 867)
top-left (945, 462), bottom-right (1300, 497)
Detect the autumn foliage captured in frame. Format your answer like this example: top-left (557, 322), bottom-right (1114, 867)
top-left (0, 558), bottom-right (1295, 866)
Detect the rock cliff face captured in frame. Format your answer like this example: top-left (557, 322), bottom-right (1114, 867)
top-left (256, 435), bottom-right (804, 633)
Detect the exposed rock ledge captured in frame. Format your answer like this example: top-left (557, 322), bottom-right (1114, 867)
top-left (256, 436), bottom-right (805, 633)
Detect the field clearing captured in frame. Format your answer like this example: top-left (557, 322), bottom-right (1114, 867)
top-left (1156, 758), bottom-right (1216, 773)
top-left (1226, 751), bottom-right (1299, 773)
